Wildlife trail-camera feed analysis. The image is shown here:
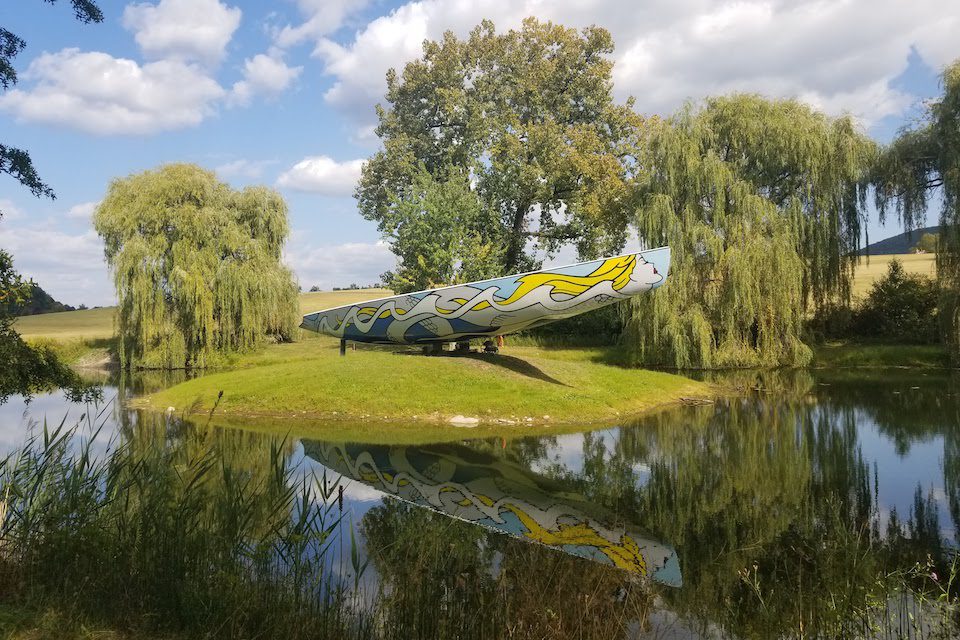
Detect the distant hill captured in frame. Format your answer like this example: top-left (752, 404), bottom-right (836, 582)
top-left (2, 283), bottom-right (80, 316)
top-left (857, 226), bottom-right (939, 256)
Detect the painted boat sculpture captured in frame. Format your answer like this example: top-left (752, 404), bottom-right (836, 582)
top-left (301, 246), bottom-right (670, 344)
top-left (304, 439), bottom-right (682, 587)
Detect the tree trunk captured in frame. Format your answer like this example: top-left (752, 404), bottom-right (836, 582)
top-left (503, 200), bottom-right (529, 271)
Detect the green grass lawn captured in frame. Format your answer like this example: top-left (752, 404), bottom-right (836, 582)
top-left (13, 306), bottom-right (116, 340)
top-left (138, 337), bottom-right (711, 428)
top-left (812, 342), bottom-right (950, 368)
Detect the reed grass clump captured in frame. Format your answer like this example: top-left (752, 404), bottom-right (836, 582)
top-left (0, 406), bottom-right (364, 639)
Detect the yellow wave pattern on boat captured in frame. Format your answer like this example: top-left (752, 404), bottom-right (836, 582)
top-left (497, 254), bottom-right (636, 306)
top-left (503, 503), bottom-right (648, 575)
top-left (319, 254), bottom-right (642, 338)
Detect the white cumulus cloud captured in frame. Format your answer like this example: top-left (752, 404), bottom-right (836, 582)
top-left (215, 159), bottom-right (276, 180)
top-left (276, 155), bottom-right (364, 196)
top-left (302, 0), bottom-right (960, 134)
top-left (0, 199), bottom-right (25, 221)
top-left (0, 49), bottom-right (225, 135)
top-left (122, 0), bottom-right (242, 66)
top-left (285, 238), bottom-right (393, 291)
top-left (275, 0), bottom-right (371, 48)
top-left (66, 201), bottom-right (100, 220)
top-left (229, 50), bottom-right (303, 106)
top-left (0, 224), bottom-right (111, 306)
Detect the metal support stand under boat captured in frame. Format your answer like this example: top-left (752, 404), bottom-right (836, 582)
top-left (340, 339), bottom-right (346, 356)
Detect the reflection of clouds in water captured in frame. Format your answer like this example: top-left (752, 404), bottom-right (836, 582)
top-left (529, 432), bottom-right (586, 475)
top-left (632, 461), bottom-right (652, 488)
top-left (529, 428), bottom-right (628, 477)
top-left (0, 389), bottom-right (122, 460)
top-left (281, 440), bottom-right (383, 603)
top-left (855, 410), bottom-right (954, 539)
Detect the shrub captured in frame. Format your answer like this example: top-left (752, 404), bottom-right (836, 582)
top-left (852, 260), bottom-right (940, 343)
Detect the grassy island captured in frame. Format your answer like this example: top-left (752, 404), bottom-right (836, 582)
top-left (136, 338), bottom-right (711, 429)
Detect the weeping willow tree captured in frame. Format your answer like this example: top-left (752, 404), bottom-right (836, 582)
top-left (625, 95), bottom-right (877, 368)
top-left (94, 164), bottom-right (299, 369)
top-left (875, 59), bottom-right (960, 363)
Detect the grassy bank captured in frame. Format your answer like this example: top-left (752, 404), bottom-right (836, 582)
top-left (812, 342), bottom-right (951, 368)
top-left (137, 339), bottom-right (710, 426)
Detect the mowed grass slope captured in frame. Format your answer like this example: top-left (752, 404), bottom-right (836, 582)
top-left (13, 306), bottom-right (116, 340)
top-left (139, 338), bottom-right (710, 425)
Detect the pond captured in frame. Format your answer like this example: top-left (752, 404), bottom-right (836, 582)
top-left (1, 367), bottom-right (957, 639)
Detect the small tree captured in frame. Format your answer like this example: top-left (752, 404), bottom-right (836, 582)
top-left (379, 168), bottom-right (503, 293)
top-left (852, 260), bottom-right (939, 343)
top-left (94, 164), bottom-right (299, 369)
top-left (914, 232), bottom-right (939, 253)
top-left (0, 249), bottom-right (83, 402)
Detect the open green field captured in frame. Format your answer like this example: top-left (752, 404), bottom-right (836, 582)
top-left (851, 253), bottom-right (936, 299)
top-left (13, 306), bottom-right (116, 340)
top-left (137, 338), bottom-right (711, 428)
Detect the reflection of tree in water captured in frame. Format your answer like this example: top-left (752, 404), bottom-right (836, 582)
top-left (814, 369), bottom-right (960, 545)
top-left (814, 369), bottom-right (960, 454)
top-left (361, 499), bottom-right (655, 640)
top-left (518, 369), bottom-right (957, 638)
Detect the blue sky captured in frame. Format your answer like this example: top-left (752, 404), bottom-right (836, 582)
top-left (0, 0), bottom-right (957, 307)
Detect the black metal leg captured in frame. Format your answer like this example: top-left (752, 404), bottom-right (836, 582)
top-left (340, 339), bottom-right (346, 356)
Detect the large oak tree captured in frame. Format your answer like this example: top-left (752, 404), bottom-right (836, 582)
top-left (356, 18), bottom-right (641, 289)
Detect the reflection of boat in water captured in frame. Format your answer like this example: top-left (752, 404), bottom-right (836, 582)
top-left (303, 440), bottom-right (682, 587)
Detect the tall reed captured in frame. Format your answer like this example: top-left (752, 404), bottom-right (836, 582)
top-left (0, 404), bottom-right (365, 639)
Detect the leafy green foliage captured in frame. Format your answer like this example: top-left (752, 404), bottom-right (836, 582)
top-left (853, 260), bottom-right (940, 343)
top-left (0, 282), bottom-right (77, 316)
top-left (808, 261), bottom-right (941, 345)
top-left (876, 59), bottom-right (960, 363)
top-left (357, 18), bottom-right (640, 281)
top-left (93, 164), bottom-right (299, 369)
top-left (379, 168), bottom-right (503, 292)
top-left (915, 232), bottom-right (939, 253)
top-left (0, 249), bottom-right (90, 403)
top-left (0, 28), bottom-right (26, 90)
top-left (626, 95), bottom-right (877, 368)
top-left (42, 0), bottom-right (103, 24)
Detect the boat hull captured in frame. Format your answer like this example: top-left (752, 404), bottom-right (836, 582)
top-left (301, 246), bottom-right (669, 345)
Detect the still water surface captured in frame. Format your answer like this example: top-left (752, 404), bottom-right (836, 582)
top-left (1, 367), bottom-right (957, 638)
